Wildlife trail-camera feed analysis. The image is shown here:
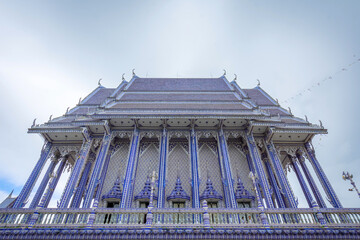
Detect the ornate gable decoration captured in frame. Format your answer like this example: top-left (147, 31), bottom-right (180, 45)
top-left (166, 176), bottom-right (190, 202)
top-left (102, 177), bottom-right (122, 201)
top-left (234, 177), bottom-right (254, 201)
top-left (199, 178), bottom-right (223, 201)
top-left (134, 176), bottom-right (158, 201)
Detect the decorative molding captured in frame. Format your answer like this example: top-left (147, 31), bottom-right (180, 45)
top-left (224, 130), bottom-right (245, 140)
top-left (140, 131), bottom-right (161, 141)
top-left (196, 131), bottom-right (217, 139)
top-left (111, 131), bottom-right (133, 140)
top-left (168, 131), bottom-right (190, 140)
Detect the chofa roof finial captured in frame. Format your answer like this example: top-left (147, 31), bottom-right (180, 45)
top-left (65, 107), bottom-right (69, 115)
top-left (257, 79), bottom-right (260, 87)
top-left (223, 69), bottom-right (226, 76)
top-left (49, 115), bottom-right (52, 121)
top-left (31, 118), bottom-right (36, 128)
top-left (98, 78), bottom-right (102, 86)
top-left (305, 115), bottom-right (309, 123)
top-left (122, 73), bottom-right (125, 81)
top-left (78, 98), bottom-right (82, 105)
top-left (319, 120), bottom-right (323, 128)
top-left (132, 69), bottom-right (136, 76)
top-left (288, 107), bottom-right (292, 115)
top-left (234, 74), bottom-right (237, 81)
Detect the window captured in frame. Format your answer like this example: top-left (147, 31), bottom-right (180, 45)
top-left (237, 201), bottom-right (251, 208)
top-left (173, 202), bottom-right (185, 208)
top-left (104, 201), bottom-right (119, 224)
top-left (138, 201), bottom-right (149, 224)
top-left (207, 202), bottom-right (218, 208)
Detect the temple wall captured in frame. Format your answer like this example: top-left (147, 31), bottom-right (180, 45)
top-left (132, 139), bottom-right (160, 207)
top-left (165, 140), bottom-right (191, 208)
top-left (198, 140), bottom-right (225, 207)
top-left (99, 141), bottom-right (130, 207)
top-left (227, 143), bottom-right (255, 197)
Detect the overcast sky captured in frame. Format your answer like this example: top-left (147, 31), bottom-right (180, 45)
top-left (0, 0), bottom-right (359, 208)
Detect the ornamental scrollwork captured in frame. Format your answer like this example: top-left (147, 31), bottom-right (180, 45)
top-left (50, 145), bottom-right (81, 158)
top-left (140, 131), bottom-right (161, 141)
top-left (224, 131), bottom-right (245, 140)
top-left (196, 131), bottom-right (217, 139)
top-left (275, 146), bottom-right (301, 157)
top-left (168, 131), bottom-right (190, 140)
top-left (111, 131), bottom-right (133, 141)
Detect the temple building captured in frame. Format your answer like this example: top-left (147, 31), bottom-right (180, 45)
top-left (0, 73), bottom-right (359, 239)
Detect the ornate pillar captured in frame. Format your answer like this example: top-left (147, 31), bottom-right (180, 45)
top-left (157, 127), bottom-right (168, 208)
top-left (92, 147), bottom-right (113, 208)
top-left (297, 151), bottom-right (327, 208)
top-left (290, 154), bottom-right (315, 208)
top-left (245, 133), bottom-right (274, 208)
top-left (305, 142), bottom-right (342, 208)
top-left (58, 139), bottom-right (92, 208)
top-left (39, 156), bottom-right (67, 208)
top-left (263, 159), bottom-right (286, 208)
top-left (69, 153), bottom-right (95, 208)
top-left (265, 142), bottom-right (297, 208)
top-left (12, 141), bottom-right (53, 208)
top-left (82, 132), bottom-right (112, 208)
top-left (120, 128), bottom-right (140, 208)
top-left (217, 128), bottom-right (237, 208)
top-left (190, 126), bottom-right (200, 208)
top-left (29, 154), bottom-right (59, 208)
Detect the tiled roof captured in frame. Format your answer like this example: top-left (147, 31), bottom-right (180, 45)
top-left (119, 93), bottom-right (239, 101)
top-left (243, 89), bottom-right (276, 106)
top-left (82, 88), bottom-right (115, 105)
top-left (110, 103), bottom-right (250, 110)
top-left (126, 78), bottom-right (232, 91)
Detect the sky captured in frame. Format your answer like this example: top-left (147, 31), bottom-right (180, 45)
top-left (0, 0), bottom-right (359, 208)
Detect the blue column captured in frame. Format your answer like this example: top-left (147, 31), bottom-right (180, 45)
top-left (12, 141), bottom-right (52, 208)
top-left (92, 147), bottom-right (113, 207)
top-left (29, 157), bottom-right (58, 208)
top-left (265, 142), bottom-right (297, 208)
top-left (39, 157), bottom-right (67, 208)
top-left (120, 128), bottom-right (140, 208)
top-left (157, 127), bottom-right (168, 208)
top-left (264, 159), bottom-right (286, 208)
top-left (245, 151), bottom-right (263, 207)
top-left (305, 142), bottom-right (342, 208)
top-left (245, 133), bottom-right (274, 208)
top-left (297, 153), bottom-right (327, 208)
top-left (190, 127), bottom-right (200, 208)
top-left (217, 129), bottom-right (237, 208)
top-left (290, 155), bottom-right (315, 208)
top-left (58, 139), bottom-right (92, 208)
top-left (70, 156), bottom-right (94, 208)
top-left (82, 133), bottom-right (112, 208)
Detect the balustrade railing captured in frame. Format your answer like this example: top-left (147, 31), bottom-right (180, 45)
top-left (0, 208), bottom-right (359, 228)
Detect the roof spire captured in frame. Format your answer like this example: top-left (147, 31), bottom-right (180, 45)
top-left (132, 69), bottom-right (136, 76)
top-left (48, 115), bottom-right (52, 121)
top-left (98, 78), bottom-right (102, 86)
top-left (78, 98), bottom-right (82, 105)
top-left (234, 74), bottom-right (237, 81)
top-left (257, 79), bottom-right (261, 87)
top-left (31, 118), bottom-right (36, 127)
top-left (122, 73), bottom-right (125, 81)
top-left (223, 69), bottom-right (226, 76)
top-left (65, 107), bottom-right (69, 115)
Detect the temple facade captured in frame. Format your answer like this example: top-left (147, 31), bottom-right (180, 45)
top-left (0, 74), bottom-right (359, 239)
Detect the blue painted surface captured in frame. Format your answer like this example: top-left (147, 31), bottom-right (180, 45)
top-left (266, 142), bottom-right (297, 208)
top-left (120, 128), bottom-right (140, 208)
top-left (12, 141), bottom-right (52, 209)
